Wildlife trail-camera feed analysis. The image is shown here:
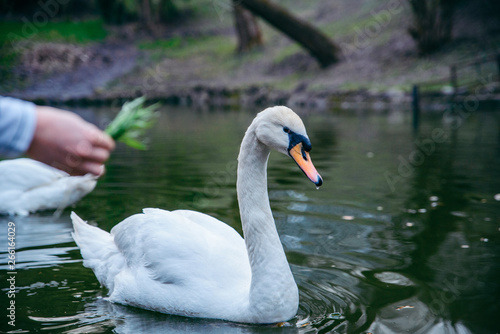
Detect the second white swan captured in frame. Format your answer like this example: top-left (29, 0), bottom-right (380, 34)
top-left (71, 106), bottom-right (323, 324)
top-left (0, 158), bottom-right (97, 216)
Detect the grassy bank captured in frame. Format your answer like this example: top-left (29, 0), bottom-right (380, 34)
top-left (108, 0), bottom-right (498, 98)
top-left (0, 19), bottom-right (106, 89)
top-left (2, 0), bottom-right (499, 102)
top-left (0, 19), bottom-right (107, 45)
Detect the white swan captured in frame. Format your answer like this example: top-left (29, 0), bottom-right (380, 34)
top-left (0, 158), bottom-right (97, 216)
top-left (71, 106), bottom-right (323, 324)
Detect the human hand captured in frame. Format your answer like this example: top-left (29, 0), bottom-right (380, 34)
top-left (27, 106), bottom-right (115, 176)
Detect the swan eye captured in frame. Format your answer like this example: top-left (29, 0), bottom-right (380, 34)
top-left (283, 127), bottom-right (291, 134)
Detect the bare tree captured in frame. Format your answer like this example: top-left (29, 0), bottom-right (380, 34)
top-left (140, 0), bottom-right (153, 27)
top-left (238, 0), bottom-right (340, 67)
top-left (139, 0), bottom-right (180, 26)
top-left (233, 0), bottom-right (263, 53)
top-left (408, 0), bottom-right (456, 55)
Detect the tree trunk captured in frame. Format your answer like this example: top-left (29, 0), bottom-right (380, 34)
top-left (159, 0), bottom-right (180, 21)
top-left (239, 0), bottom-right (340, 68)
top-left (140, 0), bottom-right (153, 27)
top-left (233, 0), bottom-right (263, 53)
top-left (97, 0), bottom-right (137, 24)
top-left (408, 0), bottom-right (456, 55)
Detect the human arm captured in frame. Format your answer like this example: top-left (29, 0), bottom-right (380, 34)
top-left (0, 97), bottom-right (114, 176)
top-left (0, 96), bottom-right (37, 157)
top-left (27, 106), bottom-right (115, 176)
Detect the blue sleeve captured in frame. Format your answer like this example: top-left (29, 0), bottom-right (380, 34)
top-left (0, 96), bottom-right (37, 157)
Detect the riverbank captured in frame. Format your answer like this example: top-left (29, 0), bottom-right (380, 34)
top-left (2, 0), bottom-right (499, 110)
top-left (15, 80), bottom-right (500, 113)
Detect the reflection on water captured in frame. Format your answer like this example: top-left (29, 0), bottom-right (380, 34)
top-left (1, 106), bottom-right (499, 333)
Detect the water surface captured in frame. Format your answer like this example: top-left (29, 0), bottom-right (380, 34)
top-left (1, 106), bottom-right (499, 333)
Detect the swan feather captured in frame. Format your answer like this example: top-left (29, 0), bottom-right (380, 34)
top-left (0, 158), bottom-right (97, 215)
top-left (72, 209), bottom-right (252, 320)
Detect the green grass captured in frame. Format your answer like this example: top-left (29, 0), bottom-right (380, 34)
top-left (107, 34), bottom-right (240, 91)
top-left (272, 44), bottom-right (301, 64)
top-left (139, 35), bottom-right (235, 59)
top-left (0, 19), bottom-right (107, 45)
top-left (0, 19), bottom-right (107, 90)
top-left (272, 73), bottom-right (304, 91)
top-left (139, 36), bottom-right (183, 51)
top-left (138, 35), bottom-right (238, 79)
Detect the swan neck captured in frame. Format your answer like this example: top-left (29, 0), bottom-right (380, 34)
top-left (237, 123), bottom-right (297, 318)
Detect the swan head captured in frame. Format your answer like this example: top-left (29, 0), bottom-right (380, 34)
top-left (254, 106), bottom-right (323, 187)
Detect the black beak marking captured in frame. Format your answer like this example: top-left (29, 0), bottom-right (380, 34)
top-left (287, 130), bottom-right (312, 154)
top-left (301, 145), bottom-right (308, 161)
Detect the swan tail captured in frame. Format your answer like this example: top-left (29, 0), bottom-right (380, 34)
top-left (71, 212), bottom-right (124, 293)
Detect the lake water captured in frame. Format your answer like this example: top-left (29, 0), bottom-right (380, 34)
top-left (1, 105), bottom-right (499, 333)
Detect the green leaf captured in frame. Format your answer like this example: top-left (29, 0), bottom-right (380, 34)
top-left (105, 96), bottom-right (159, 150)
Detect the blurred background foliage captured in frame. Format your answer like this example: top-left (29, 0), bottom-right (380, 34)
top-left (0, 0), bottom-right (499, 96)
top-left (1, 0), bottom-right (499, 54)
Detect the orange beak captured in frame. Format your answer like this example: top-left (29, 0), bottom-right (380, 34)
top-left (289, 142), bottom-right (323, 187)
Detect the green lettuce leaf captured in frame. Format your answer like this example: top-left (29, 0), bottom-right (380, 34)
top-left (105, 96), bottom-right (159, 150)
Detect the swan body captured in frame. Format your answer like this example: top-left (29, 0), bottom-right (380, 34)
top-left (71, 106), bottom-right (323, 324)
top-left (0, 158), bottom-right (97, 215)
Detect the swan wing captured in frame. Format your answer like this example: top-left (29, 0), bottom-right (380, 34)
top-left (162, 208), bottom-right (244, 243)
top-left (0, 158), bottom-right (68, 191)
top-left (73, 209), bottom-right (251, 319)
top-left (0, 159), bottom-right (97, 215)
top-left (71, 212), bottom-right (125, 292)
top-left (111, 208), bottom-right (251, 289)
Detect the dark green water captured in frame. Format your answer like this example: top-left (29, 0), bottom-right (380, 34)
top-left (1, 106), bottom-right (499, 333)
